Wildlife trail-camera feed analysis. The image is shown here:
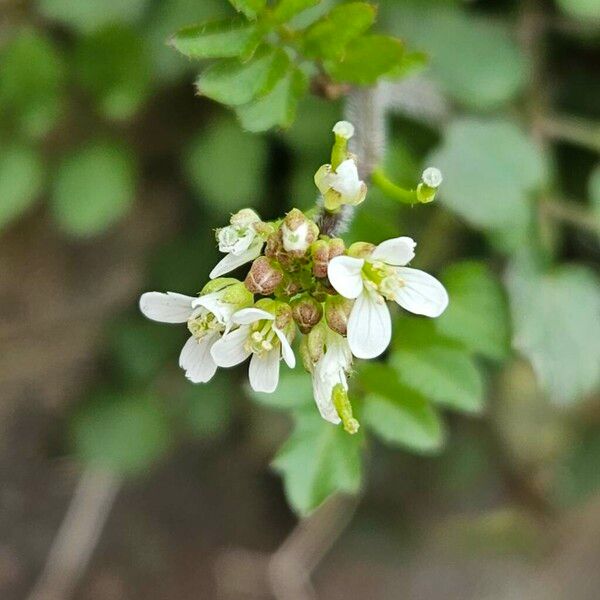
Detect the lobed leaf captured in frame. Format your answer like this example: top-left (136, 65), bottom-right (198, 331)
top-left (325, 34), bottom-right (404, 85)
top-left (272, 410), bottom-right (363, 516)
top-left (170, 18), bottom-right (261, 59)
top-left (303, 2), bottom-right (376, 60)
top-left (196, 46), bottom-right (289, 107)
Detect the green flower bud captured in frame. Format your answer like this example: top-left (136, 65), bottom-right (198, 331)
top-left (303, 320), bottom-right (327, 367)
top-left (348, 241), bottom-right (375, 259)
top-left (244, 257), bottom-right (283, 295)
top-left (230, 208), bottom-right (260, 229)
top-left (200, 277), bottom-right (240, 295)
top-left (291, 294), bottom-right (323, 334)
top-left (325, 295), bottom-right (353, 336)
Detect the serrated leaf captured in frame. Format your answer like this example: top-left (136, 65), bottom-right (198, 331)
top-left (246, 370), bottom-right (313, 409)
top-left (392, 347), bottom-right (485, 414)
top-left (429, 118), bottom-right (547, 232)
top-left (74, 25), bottom-right (151, 121)
top-left (72, 394), bottom-right (170, 475)
top-left (170, 18), bottom-right (261, 59)
top-left (272, 411), bottom-right (363, 516)
top-left (0, 146), bottom-right (44, 231)
top-left (228, 0), bottom-right (266, 19)
top-left (185, 117), bottom-right (268, 212)
top-left (325, 34), bottom-right (404, 85)
top-left (273, 0), bottom-right (320, 23)
top-left (437, 262), bottom-right (510, 361)
top-left (236, 65), bottom-right (308, 131)
top-left (303, 2), bottom-right (376, 60)
top-left (360, 363), bottom-right (444, 452)
top-left (506, 255), bottom-right (600, 405)
top-left (51, 141), bottom-right (136, 237)
top-left (0, 28), bottom-right (65, 139)
top-left (196, 46), bottom-right (289, 107)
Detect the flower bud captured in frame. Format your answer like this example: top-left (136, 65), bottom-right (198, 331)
top-left (281, 209), bottom-right (319, 254)
top-left (312, 237), bottom-right (345, 278)
top-left (244, 257), bottom-right (283, 295)
top-left (302, 320), bottom-right (327, 368)
top-left (347, 241), bottom-right (375, 259)
top-left (230, 208), bottom-right (260, 229)
top-left (325, 295), bottom-right (353, 336)
top-left (278, 273), bottom-right (304, 298)
top-left (291, 295), bottom-right (323, 334)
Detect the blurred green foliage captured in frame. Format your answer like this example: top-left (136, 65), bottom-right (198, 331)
top-left (1, 0), bottom-right (598, 517)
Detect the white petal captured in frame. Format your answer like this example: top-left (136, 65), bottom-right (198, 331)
top-left (139, 292), bottom-right (194, 323)
top-left (232, 307), bottom-right (273, 325)
top-left (312, 373), bottom-right (342, 425)
top-left (394, 267), bottom-right (449, 318)
top-left (193, 292), bottom-right (234, 325)
top-left (332, 159), bottom-right (362, 198)
top-left (249, 349), bottom-right (280, 393)
top-left (327, 256), bottom-right (365, 299)
top-left (209, 241), bottom-right (262, 279)
top-left (179, 333), bottom-right (218, 383)
top-left (274, 327), bottom-right (296, 368)
top-left (347, 290), bottom-right (392, 359)
top-left (371, 237), bottom-right (416, 266)
top-left (210, 326), bottom-right (251, 367)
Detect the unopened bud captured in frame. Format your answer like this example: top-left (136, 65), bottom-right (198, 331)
top-left (312, 237), bottom-right (345, 278)
top-left (200, 277), bottom-right (239, 295)
top-left (348, 241), bottom-right (375, 259)
top-left (304, 320), bottom-right (327, 367)
top-left (230, 208), bottom-right (260, 228)
top-left (281, 209), bottom-right (319, 254)
top-left (325, 295), bottom-right (353, 336)
top-left (244, 257), bottom-right (283, 295)
top-left (291, 295), bottom-right (323, 334)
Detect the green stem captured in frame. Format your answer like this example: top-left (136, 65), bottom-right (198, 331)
top-left (371, 168), bottom-right (418, 205)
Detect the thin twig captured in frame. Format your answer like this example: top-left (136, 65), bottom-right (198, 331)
top-left (537, 115), bottom-right (600, 153)
top-left (541, 198), bottom-right (600, 234)
top-left (27, 468), bottom-right (121, 600)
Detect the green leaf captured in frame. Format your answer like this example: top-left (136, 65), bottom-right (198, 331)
top-left (360, 363), bottom-right (445, 452)
top-left (273, 0), bottom-right (320, 23)
top-left (272, 410), bottom-right (363, 516)
top-left (0, 29), bottom-right (65, 139)
top-left (74, 25), bottom-right (151, 121)
top-left (429, 118), bottom-right (547, 231)
top-left (303, 2), bottom-right (376, 59)
top-left (506, 255), bottom-right (600, 405)
top-left (246, 370), bottom-right (313, 410)
top-left (325, 34), bottom-right (404, 85)
top-left (185, 117), bottom-right (268, 212)
top-left (72, 393), bottom-right (170, 475)
top-left (0, 146), bottom-right (44, 231)
top-left (392, 347), bottom-right (485, 415)
top-left (556, 0), bottom-right (600, 19)
top-left (589, 164), bottom-right (600, 217)
top-left (228, 0), bottom-right (266, 19)
top-left (170, 18), bottom-right (261, 59)
top-left (196, 46), bottom-right (289, 107)
top-left (51, 141), bottom-right (136, 237)
top-left (388, 6), bottom-right (528, 110)
top-left (236, 65), bottom-right (308, 131)
top-left (437, 262), bottom-right (510, 361)
top-left (37, 0), bottom-right (150, 33)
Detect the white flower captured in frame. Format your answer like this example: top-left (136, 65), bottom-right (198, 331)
top-left (210, 307), bottom-right (295, 393)
top-left (315, 158), bottom-right (367, 209)
top-left (281, 220), bottom-right (309, 252)
top-left (139, 280), bottom-right (252, 383)
top-left (311, 329), bottom-right (353, 425)
top-left (210, 209), bottom-right (264, 279)
top-left (327, 237), bottom-right (449, 359)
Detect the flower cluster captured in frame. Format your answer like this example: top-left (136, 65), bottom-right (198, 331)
top-left (139, 122), bottom-right (448, 434)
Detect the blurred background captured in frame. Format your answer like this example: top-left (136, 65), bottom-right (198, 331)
top-left (1, 0), bottom-right (599, 598)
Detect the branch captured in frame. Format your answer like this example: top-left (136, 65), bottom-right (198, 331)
top-left (537, 115), bottom-right (600, 153)
top-left (27, 468), bottom-right (121, 600)
top-left (541, 198), bottom-right (600, 234)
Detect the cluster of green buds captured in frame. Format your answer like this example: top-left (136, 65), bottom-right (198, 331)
top-left (140, 122), bottom-right (449, 434)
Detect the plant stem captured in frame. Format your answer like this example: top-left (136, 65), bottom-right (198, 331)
top-left (371, 168), bottom-right (417, 205)
top-left (537, 115), bottom-right (600, 153)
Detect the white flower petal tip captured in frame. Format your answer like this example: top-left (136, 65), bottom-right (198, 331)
top-left (274, 327), bottom-right (296, 368)
top-left (249, 350), bottom-right (280, 393)
top-left (209, 241), bottom-right (262, 279)
top-left (210, 326), bottom-right (252, 367)
top-left (421, 167), bottom-right (443, 188)
top-left (232, 307), bottom-right (274, 325)
top-left (347, 291), bottom-right (392, 359)
top-left (394, 267), bottom-right (449, 318)
top-left (333, 120), bottom-right (355, 139)
top-left (179, 334), bottom-right (218, 383)
top-left (327, 255), bottom-right (365, 299)
top-left (371, 237), bottom-right (416, 266)
top-left (139, 292), bottom-right (194, 323)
